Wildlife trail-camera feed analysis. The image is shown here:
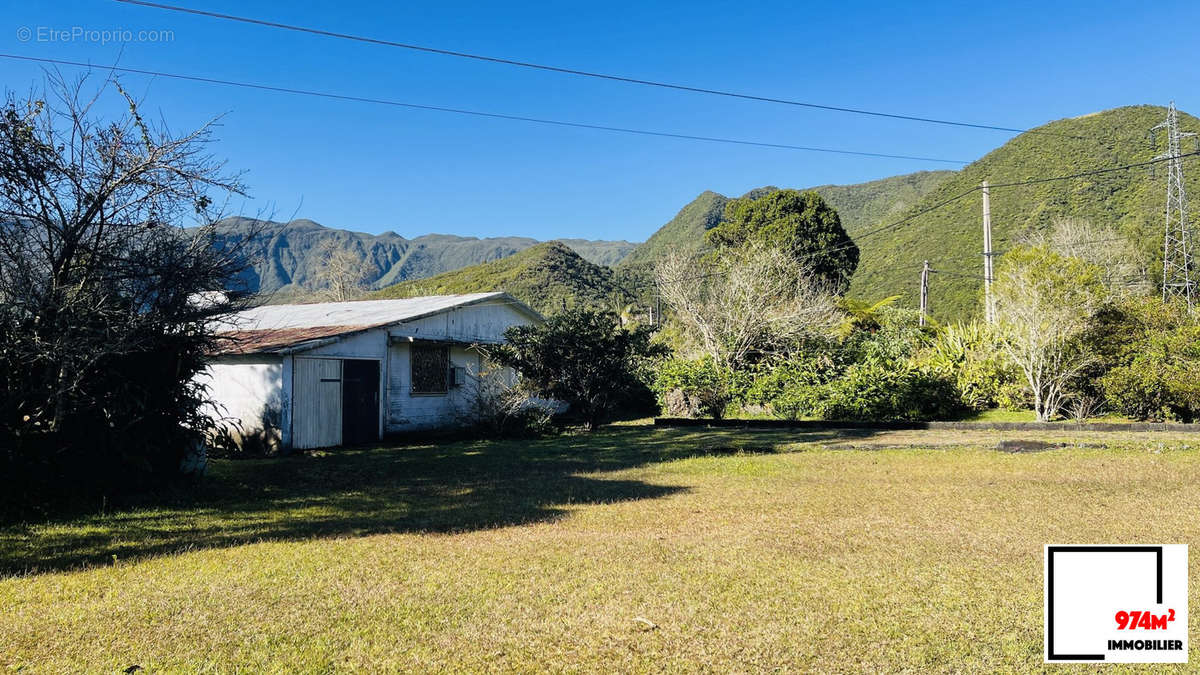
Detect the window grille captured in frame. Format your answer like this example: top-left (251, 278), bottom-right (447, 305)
top-left (411, 344), bottom-right (449, 394)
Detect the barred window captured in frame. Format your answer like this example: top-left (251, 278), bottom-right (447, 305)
top-left (411, 344), bottom-right (449, 394)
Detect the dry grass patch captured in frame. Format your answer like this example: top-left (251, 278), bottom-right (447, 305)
top-left (2, 425), bottom-right (1199, 671)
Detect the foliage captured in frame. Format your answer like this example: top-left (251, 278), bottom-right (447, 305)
top-left (810, 363), bottom-right (965, 422)
top-left (848, 105), bottom-right (1200, 321)
top-left (617, 172), bottom-right (950, 277)
top-left (743, 360), bottom-right (829, 421)
top-left (1020, 217), bottom-right (1152, 297)
top-left (0, 75), bottom-right (249, 516)
top-left (1089, 298), bottom-right (1200, 421)
top-left (916, 322), bottom-right (1027, 410)
top-left (707, 189), bottom-right (859, 292)
top-left (841, 306), bottom-right (928, 366)
top-left (737, 321), bottom-right (963, 422)
top-left (993, 246), bottom-right (1108, 421)
top-left (459, 360), bottom-right (558, 438)
top-left (837, 295), bottom-right (901, 336)
top-left (371, 241), bottom-right (634, 316)
top-left (651, 356), bottom-right (751, 419)
top-left (490, 308), bottom-right (665, 429)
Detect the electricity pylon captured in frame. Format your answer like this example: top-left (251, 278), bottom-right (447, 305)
top-left (1153, 101), bottom-right (1197, 309)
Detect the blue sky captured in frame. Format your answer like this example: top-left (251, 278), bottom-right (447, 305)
top-left (3, 0), bottom-right (1200, 242)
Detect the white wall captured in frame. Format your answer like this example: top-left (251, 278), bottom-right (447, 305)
top-left (202, 298), bottom-right (538, 445)
top-left (196, 355), bottom-right (285, 451)
top-left (394, 299), bottom-right (537, 342)
top-left (384, 300), bottom-right (534, 432)
top-left (385, 343), bottom-right (486, 431)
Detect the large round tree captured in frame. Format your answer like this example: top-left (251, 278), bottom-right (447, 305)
top-left (706, 189), bottom-right (858, 293)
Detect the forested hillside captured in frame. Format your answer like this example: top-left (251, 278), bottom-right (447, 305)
top-left (616, 171), bottom-right (952, 275)
top-left (369, 241), bottom-right (629, 315)
top-left (848, 105), bottom-right (1200, 320)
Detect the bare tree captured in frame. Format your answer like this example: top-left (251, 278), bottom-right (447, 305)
top-left (313, 239), bottom-right (368, 301)
top-left (993, 245), bottom-right (1108, 421)
top-left (0, 71), bottom-right (251, 500)
top-left (1020, 218), bottom-right (1151, 296)
top-left (655, 241), bottom-right (839, 370)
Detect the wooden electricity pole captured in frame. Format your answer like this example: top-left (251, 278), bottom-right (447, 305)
top-left (982, 180), bottom-right (995, 324)
top-left (919, 260), bottom-right (930, 326)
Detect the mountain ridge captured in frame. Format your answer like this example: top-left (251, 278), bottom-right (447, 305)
top-left (368, 241), bottom-right (628, 315)
top-left (203, 217), bottom-right (637, 301)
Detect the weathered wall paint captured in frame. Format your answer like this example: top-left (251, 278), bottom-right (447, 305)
top-left (196, 354), bottom-right (285, 451)
top-left (203, 298), bottom-right (537, 449)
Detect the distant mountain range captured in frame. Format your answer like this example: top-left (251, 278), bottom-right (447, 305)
top-left (207, 217), bottom-right (637, 301)
top-left (223, 105), bottom-right (1199, 321)
top-left (356, 172), bottom-right (953, 313)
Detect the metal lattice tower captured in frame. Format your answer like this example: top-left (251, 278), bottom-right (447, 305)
top-left (1153, 101), bottom-right (1197, 308)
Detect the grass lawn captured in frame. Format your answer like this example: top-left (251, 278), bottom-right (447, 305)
top-left (3, 425), bottom-right (1200, 671)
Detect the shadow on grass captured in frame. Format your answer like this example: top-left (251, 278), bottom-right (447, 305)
top-left (0, 426), bottom-right (850, 576)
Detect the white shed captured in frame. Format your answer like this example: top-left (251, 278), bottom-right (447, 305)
top-left (198, 292), bottom-right (541, 451)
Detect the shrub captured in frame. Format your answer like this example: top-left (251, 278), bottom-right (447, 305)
top-left (742, 353), bottom-right (839, 420)
top-left (916, 322), bottom-right (1027, 411)
top-left (811, 363), bottom-right (965, 422)
top-left (844, 306), bottom-right (928, 366)
top-left (653, 357), bottom-right (747, 419)
top-left (491, 308), bottom-right (665, 430)
top-left (1085, 298), bottom-right (1200, 422)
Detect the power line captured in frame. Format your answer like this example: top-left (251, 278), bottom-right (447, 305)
top-left (984, 150), bottom-right (1200, 188)
top-left (0, 53), bottom-right (968, 165)
top-left (635, 152), bottom-right (1200, 289)
top-left (114, 0), bottom-right (1076, 138)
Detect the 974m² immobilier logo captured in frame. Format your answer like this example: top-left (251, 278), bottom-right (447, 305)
top-left (1045, 544), bottom-right (1188, 663)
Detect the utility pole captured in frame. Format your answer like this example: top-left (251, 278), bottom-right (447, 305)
top-left (981, 180), bottom-right (995, 324)
top-left (1153, 101), bottom-right (1196, 310)
top-left (919, 260), bottom-right (930, 327)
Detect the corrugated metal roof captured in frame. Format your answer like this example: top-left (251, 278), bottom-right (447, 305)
top-left (209, 292), bottom-right (536, 355)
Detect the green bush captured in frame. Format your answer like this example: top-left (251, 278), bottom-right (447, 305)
top-left (742, 352), bottom-right (840, 420)
top-left (492, 308), bottom-right (665, 430)
top-left (811, 363), bottom-right (965, 422)
top-left (916, 322), bottom-right (1027, 411)
top-left (1094, 298), bottom-right (1200, 421)
top-left (652, 357), bottom-right (746, 419)
top-left (844, 306), bottom-right (928, 366)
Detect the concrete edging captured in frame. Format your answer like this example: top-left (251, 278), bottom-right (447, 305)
top-left (653, 417), bottom-right (1200, 433)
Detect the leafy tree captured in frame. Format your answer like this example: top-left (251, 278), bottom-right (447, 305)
top-left (993, 246), bottom-right (1107, 421)
top-left (707, 189), bottom-right (859, 292)
top-left (1085, 297), bottom-right (1200, 421)
top-left (491, 309), bottom-right (665, 430)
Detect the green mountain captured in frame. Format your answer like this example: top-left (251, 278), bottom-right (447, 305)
top-left (615, 190), bottom-right (729, 273)
top-left (370, 241), bottom-right (629, 315)
top-left (615, 171), bottom-right (953, 275)
top-left (849, 105), bottom-right (1200, 321)
top-left (207, 217), bottom-right (638, 301)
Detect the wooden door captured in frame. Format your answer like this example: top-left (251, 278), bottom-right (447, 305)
top-left (293, 357), bottom-right (342, 449)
